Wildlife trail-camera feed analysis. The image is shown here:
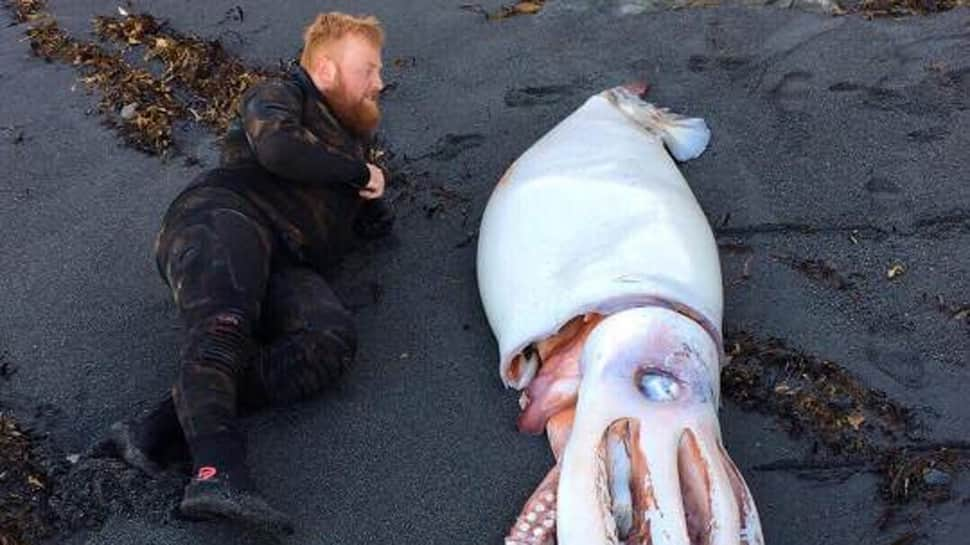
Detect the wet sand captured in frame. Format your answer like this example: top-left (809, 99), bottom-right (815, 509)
top-left (1, 1), bottom-right (969, 544)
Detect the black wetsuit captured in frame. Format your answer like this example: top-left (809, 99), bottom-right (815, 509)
top-left (152, 66), bottom-right (392, 472)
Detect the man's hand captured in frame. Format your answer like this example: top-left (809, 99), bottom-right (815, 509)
top-left (359, 163), bottom-right (385, 200)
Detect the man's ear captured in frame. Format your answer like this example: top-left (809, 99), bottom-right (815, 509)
top-left (315, 56), bottom-right (338, 91)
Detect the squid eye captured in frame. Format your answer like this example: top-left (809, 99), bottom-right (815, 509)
top-left (636, 369), bottom-right (681, 401)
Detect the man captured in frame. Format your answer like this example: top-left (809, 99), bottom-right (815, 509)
top-left (106, 12), bottom-right (394, 533)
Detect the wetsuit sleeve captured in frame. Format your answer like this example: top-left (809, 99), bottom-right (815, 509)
top-left (241, 81), bottom-right (370, 189)
top-left (354, 196), bottom-right (395, 239)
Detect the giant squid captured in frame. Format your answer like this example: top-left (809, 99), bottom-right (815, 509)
top-left (476, 83), bottom-right (764, 545)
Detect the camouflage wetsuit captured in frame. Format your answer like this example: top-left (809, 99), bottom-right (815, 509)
top-left (153, 66), bottom-right (392, 472)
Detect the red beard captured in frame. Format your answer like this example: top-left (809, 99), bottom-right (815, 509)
top-left (326, 82), bottom-right (381, 138)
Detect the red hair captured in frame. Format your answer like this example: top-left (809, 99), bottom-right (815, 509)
top-left (299, 12), bottom-right (384, 70)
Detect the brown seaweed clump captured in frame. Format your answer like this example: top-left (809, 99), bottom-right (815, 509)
top-left (857, 0), bottom-right (969, 17)
top-left (9, 1), bottom-right (277, 154)
top-left (462, 1), bottom-right (547, 20)
top-left (723, 333), bottom-right (970, 512)
top-left (7, 0), bottom-right (41, 22)
top-left (92, 14), bottom-right (274, 133)
top-left (0, 414), bottom-right (52, 545)
top-left (26, 16), bottom-right (185, 153)
top-left (723, 332), bottom-right (913, 457)
top-left (880, 446), bottom-right (969, 505)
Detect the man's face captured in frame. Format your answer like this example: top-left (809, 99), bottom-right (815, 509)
top-left (318, 34), bottom-right (384, 138)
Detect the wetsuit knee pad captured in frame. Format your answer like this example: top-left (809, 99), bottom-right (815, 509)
top-left (182, 310), bottom-right (256, 377)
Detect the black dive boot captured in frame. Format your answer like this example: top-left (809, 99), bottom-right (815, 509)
top-left (180, 465), bottom-right (294, 535)
top-left (107, 393), bottom-right (183, 476)
top-left (179, 434), bottom-right (294, 535)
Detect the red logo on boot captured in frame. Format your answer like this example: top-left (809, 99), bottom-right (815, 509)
top-left (197, 466), bottom-right (218, 481)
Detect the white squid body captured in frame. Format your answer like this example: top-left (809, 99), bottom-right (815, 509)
top-left (476, 87), bottom-right (764, 545)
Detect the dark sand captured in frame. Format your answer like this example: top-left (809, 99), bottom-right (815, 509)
top-left (1, 1), bottom-right (969, 544)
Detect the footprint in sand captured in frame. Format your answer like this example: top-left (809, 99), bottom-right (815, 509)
top-left (767, 70), bottom-right (814, 112)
